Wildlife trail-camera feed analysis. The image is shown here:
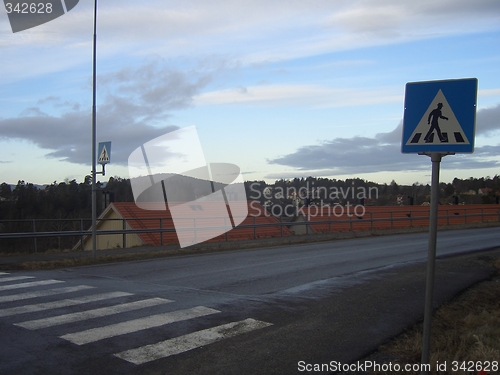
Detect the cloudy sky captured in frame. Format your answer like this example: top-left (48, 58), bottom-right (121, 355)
top-left (1, 0), bottom-right (500, 186)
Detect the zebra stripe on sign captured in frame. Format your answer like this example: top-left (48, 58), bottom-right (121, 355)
top-left (408, 132), bottom-right (466, 144)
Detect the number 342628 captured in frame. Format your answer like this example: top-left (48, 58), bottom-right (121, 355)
top-left (5, 3), bottom-right (54, 14)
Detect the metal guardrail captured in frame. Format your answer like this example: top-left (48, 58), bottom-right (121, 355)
top-left (1, 209), bottom-right (499, 253)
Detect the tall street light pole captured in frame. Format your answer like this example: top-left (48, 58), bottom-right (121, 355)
top-left (91, 0), bottom-right (98, 259)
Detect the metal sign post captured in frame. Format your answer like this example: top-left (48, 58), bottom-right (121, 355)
top-left (91, 0), bottom-right (98, 260)
top-left (402, 78), bottom-right (477, 374)
top-left (419, 152), bottom-right (451, 372)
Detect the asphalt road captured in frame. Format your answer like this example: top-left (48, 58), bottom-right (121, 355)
top-left (0, 227), bottom-right (499, 375)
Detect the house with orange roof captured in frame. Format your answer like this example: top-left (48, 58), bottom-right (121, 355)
top-left (478, 188), bottom-right (493, 195)
top-left (75, 201), bottom-right (292, 250)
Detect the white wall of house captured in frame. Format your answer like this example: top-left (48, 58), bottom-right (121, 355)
top-left (81, 208), bottom-right (145, 250)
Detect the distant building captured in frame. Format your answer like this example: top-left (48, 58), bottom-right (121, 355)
top-left (478, 188), bottom-right (493, 195)
top-left (461, 190), bottom-right (477, 196)
top-left (74, 201), bottom-right (291, 250)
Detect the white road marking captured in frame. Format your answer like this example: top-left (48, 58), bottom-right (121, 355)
top-left (61, 306), bottom-right (220, 345)
top-left (0, 273), bottom-right (271, 367)
top-left (0, 276), bottom-right (35, 283)
top-left (115, 318), bottom-right (273, 365)
top-left (0, 285), bottom-right (95, 303)
top-left (15, 298), bottom-right (173, 330)
top-left (0, 280), bottom-right (64, 291)
top-left (0, 291), bottom-right (132, 317)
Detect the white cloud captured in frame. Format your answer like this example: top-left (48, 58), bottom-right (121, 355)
top-left (0, 60), bottom-right (213, 165)
top-left (267, 104), bottom-right (500, 176)
top-left (195, 84), bottom-right (402, 108)
top-left (1, 0), bottom-right (500, 185)
top-left (3, 0), bottom-right (500, 69)
top-left (476, 103), bottom-right (500, 136)
top-left (479, 89), bottom-right (500, 98)
top-left (324, 4), bottom-right (404, 37)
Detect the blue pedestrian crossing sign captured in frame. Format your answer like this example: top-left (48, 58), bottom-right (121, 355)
top-left (402, 78), bottom-right (477, 153)
top-left (97, 141), bottom-right (111, 164)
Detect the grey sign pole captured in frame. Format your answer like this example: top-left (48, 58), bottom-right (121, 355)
top-left (420, 152), bottom-right (452, 374)
top-left (402, 78), bottom-right (477, 375)
top-left (91, 0), bottom-right (98, 259)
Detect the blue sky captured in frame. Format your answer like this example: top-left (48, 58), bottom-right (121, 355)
top-left (1, 0), bottom-right (500, 186)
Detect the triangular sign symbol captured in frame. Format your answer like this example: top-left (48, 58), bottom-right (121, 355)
top-left (98, 145), bottom-right (110, 163)
top-left (406, 89), bottom-right (470, 146)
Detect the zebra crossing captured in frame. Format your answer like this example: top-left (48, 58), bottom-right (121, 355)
top-left (408, 131), bottom-right (466, 144)
top-left (0, 271), bottom-right (272, 365)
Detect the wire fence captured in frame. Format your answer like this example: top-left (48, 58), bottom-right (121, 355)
top-left (1, 206), bottom-right (499, 254)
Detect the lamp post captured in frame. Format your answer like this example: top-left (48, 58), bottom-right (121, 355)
top-left (91, 0), bottom-right (98, 259)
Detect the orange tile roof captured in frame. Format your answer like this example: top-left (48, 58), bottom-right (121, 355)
top-left (298, 204), bottom-right (500, 233)
top-left (109, 201), bottom-right (292, 246)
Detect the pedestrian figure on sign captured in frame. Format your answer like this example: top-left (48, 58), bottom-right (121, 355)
top-left (424, 103), bottom-right (448, 142)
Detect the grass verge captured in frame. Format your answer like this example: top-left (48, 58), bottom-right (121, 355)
top-left (366, 257), bottom-right (500, 375)
top-left (14, 249), bottom-right (197, 270)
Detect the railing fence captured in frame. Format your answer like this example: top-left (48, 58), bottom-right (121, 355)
top-left (1, 207), bottom-right (499, 254)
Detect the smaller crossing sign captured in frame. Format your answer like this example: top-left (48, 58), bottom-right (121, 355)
top-left (97, 141), bottom-right (111, 164)
top-left (402, 78), bottom-right (477, 153)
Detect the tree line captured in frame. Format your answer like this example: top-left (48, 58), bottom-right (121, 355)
top-left (0, 177), bottom-right (133, 253)
top-left (0, 175), bottom-right (498, 253)
top-left (1, 175), bottom-right (499, 222)
top-left (0, 177), bottom-right (134, 222)
top-left (246, 176), bottom-right (500, 207)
